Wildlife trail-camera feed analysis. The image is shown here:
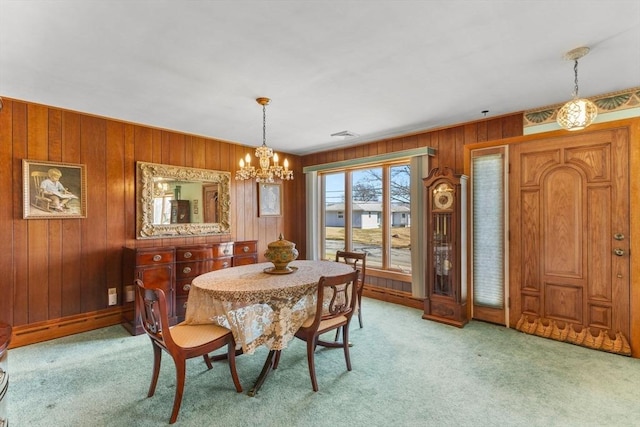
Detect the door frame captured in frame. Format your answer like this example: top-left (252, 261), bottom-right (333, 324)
top-left (464, 118), bottom-right (640, 357)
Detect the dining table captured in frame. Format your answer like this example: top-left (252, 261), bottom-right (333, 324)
top-left (183, 259), bottom-right (355, 395)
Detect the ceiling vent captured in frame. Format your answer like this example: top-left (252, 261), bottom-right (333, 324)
top-left (330, 130), bottom-right (359, 139)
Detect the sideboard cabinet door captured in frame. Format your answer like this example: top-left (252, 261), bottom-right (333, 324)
top-left (122, 247), bottom-right (176, 335)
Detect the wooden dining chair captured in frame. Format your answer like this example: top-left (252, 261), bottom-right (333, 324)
top-left (335, 250), bottom-right (367, 328)
top-left (135, 279), bottom-right (242, 424)
top-left (291, 270), bottom-right (359, 392)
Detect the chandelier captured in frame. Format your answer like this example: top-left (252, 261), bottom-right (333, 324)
top-left (556, 47), bottom-right (598, 131)
top-left (235, 97), bottom-right (293, 184)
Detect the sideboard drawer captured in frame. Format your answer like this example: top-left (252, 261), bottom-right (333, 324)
top-left (175, 260), bottom-right (214, 280)
top-left (213, 257), bottom-right (232, 270)
top-left (136, 249), bottom-right (175, 265)
top-left (234, 241), bottom-right (257, 256)
top-left (176, 246), bottom-right (214, 262)
top-left (213, 243), bottom-right (234, 258)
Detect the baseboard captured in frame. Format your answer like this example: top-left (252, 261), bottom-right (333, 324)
top-left (9, 306), bottom-right (125, 348)
top-left (363, 286), bottom-right (423, 310)
top-left (9, 289), bottom-right (421, 348)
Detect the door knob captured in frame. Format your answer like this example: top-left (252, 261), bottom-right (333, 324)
top-left (614, 248), bottom-right (625, 256)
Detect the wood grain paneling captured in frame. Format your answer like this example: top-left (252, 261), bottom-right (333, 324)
top-left (0, 97), bottom-right (296, 332)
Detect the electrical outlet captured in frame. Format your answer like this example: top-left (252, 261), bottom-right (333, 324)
top-left (108, 287), bottom-right (117, 306)
top-left (125, 285), bottom-right (135, 303)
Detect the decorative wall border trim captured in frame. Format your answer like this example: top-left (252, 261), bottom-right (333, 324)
top-left (524, 87), bottom-right (640, 128)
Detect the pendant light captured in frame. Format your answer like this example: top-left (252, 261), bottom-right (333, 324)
top-left (556, 47), bottom-right (598, 131)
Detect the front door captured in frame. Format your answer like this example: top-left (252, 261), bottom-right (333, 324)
top-left (510, 128), bottom-right (630, 353)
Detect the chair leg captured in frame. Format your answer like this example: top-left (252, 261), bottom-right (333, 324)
top-left (334, 328), bottom-right (341, 342)
top-left (358, 294), bottom-right (363, 328)
top-left (342, 325), bottom-right (352, 371)
top-left (169, 358), bottom-right (187, 424)
top-left (307, 337), bottom-right (319, 392)
top-left (148, 341), bottom-right (163, 397)
top-left (203, 354), bottom-right (213, 369)
top-left (226, 341), bottom-right (243, 392)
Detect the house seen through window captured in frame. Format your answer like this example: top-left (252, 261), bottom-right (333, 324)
top-left (321, 162), bottom-right (411, 274)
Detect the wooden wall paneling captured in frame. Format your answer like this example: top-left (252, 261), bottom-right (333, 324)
top-left (47, 109), bottom-right (63, 318)
top-left (26, 104), bottom-right (50, 323)
top-left (454, 126), bottom-right (465, 174)
top-left (185, 135), bottom-right (194, 166)
top-left (48, 109), bottom-right (62, 159)
top-left (463, 123), bottom-right (478, 146)
top-left (61, 111), bottom-right (83, 316)
top-left (166, 131), bottom-right (186, 167)
top-left (123, 124), bottom-right (136, 246)
top-left (219, 140), bottom-right (231, 172)
top-left (192, 136), bottom-right (206, 168)
top-left (0, 99), bottom-right (13, 324)
top-left (134, 126), bottom-right (153, 162)
top-left (391, 136), bottom-right (404, 152)
top-left (80, 115), bottom-right (107, 312)
top-left (476, 120), bottom-right (488, 142)
top-left (152, 128), bottom-right (163, 164)
top-left (105, 121), bottom-right (126, 301)
top-left (502, 114), bottom-right (523, 138)
top-left (487, 118), bottom-right (503, 141)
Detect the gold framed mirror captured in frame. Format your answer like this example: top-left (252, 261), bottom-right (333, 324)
top-left (136, 161), bottom-right (231, 238)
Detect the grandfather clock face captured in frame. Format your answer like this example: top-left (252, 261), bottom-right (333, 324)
top-left (433, 183), bottom-right (454, 210)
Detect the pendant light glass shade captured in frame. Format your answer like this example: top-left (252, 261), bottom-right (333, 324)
top-left (556, 97), bottom-right (598, 131)
top-left (556, 47), bottom-right (597, 131)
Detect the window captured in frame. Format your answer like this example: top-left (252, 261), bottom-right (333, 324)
top-left (321, 162), bottom-right (411, 274)
top-left (471, 146), bottom-right (507, 320)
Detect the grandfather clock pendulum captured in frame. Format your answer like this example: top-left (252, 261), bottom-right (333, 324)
top-left (422, 167), bottom-right (468, 327)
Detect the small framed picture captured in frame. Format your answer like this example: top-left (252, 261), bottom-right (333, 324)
top-left (258, 183), bottom-right (282, 217)
top-left (23, 159), bottom-right (87, 219)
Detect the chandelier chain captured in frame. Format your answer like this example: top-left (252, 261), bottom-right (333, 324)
top-left (262, 103), bottom-right (267, 146)
top-left (573, 60), bottom-right (580, 98)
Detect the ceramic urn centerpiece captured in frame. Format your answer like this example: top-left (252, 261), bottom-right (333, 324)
top-left (264, 233), bottom-right (299, 272)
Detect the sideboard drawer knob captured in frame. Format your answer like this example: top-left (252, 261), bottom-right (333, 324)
top-left (152, 255), bottom-right (162, 262)
top-left (183, 302), bottom-right (188, 309)
top-left (183, 266), bottom-right (192, 274)
top-left (243, 246), bottom-right (249, 253)
top-left (222, 262), bottom-right (229, 268)
top-left (184, 251), bottom-right (192, 259)
top-left (183, 284), bottom-right (191, 291)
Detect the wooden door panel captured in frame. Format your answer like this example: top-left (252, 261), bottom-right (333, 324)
top-left (511, 129), bottom-right (630, 355)
top-left (543, 168), bottom-right (582, 278)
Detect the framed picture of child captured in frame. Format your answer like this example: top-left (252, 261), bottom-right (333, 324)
top-left (23, 159), bottom-right (87, 219)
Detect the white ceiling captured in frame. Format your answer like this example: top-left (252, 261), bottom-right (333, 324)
top-left (1, 1), bottom-right (639, 156)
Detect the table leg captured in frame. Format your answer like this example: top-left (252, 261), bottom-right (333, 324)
top-left (248, 349), bottom-right (280, 397)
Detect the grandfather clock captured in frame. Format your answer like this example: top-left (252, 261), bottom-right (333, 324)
top-left (422, 167), bottom-right (468, 327)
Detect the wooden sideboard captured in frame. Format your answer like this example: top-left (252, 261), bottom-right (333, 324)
top-left (122, 240), bottom-right (257, 335)
top-left (0, 322), bottom-right (11, 427)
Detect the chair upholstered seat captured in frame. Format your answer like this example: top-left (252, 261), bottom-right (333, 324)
top-left (302, 314), bottom-right (348, 331)
top-left (170, 323), bottom-right (234, 348)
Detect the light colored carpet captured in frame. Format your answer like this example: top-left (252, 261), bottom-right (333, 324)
top-left (8, 298), bottom-right (640, 426)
